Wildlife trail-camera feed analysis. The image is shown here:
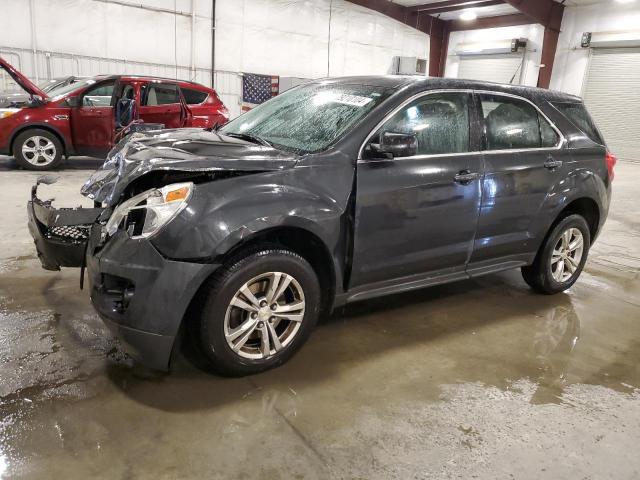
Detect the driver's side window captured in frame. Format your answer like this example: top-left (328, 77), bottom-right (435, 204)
top-left (370, 92), bottom-right (471, 158)
top-left (82, 81), bottom-right (115, 107)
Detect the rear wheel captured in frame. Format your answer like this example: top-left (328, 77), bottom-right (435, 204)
top-left (522, 214), bottom-right (591, 294)
top-left (194, 248), bottom-right (321, 376)
top-left (13, 129), bottom-right (63, 170)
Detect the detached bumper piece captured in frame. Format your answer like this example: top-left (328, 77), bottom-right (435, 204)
top-left (27, 178), bottom-right (103, 270)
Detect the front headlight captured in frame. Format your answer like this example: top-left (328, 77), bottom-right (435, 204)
top-left (0, 109), bottom-right (20, 119)
top-left (105, 182), bottom-right (193, 239)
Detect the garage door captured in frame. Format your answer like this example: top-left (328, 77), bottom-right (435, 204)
top-left (583, 47), bottom-right (640, 162)
top-left (457, 53), bottom-right (524, 84)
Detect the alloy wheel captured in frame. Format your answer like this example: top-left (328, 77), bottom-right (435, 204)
top-left (21, 136), bottom-right (57, 166)
top-left (224, 272), bottom-right (306, 359)
top-left (550, 227), bottom-right (584, 283)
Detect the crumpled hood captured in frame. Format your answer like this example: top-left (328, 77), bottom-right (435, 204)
top-left (81, 128), bottom-right (299, 206)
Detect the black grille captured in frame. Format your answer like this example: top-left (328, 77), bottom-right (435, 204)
top-left (47, 225), bottom-right (91, 243)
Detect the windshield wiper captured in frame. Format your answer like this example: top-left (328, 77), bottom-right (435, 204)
top-left (225, 132), bottom-right (273, 147)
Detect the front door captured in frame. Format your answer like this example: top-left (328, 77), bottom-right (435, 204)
top-left (351, 91), bottom-right (484, 288)
top-left (468, 92), bottom-right (569, 269)
top-left (139, 82), bottom-right (184, 128)
top-left (70, 80), bottom-right (116, 156)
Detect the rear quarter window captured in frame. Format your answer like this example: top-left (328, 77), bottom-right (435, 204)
top-left (182, 87), bottom-right (209, 104)
top-left (552, 102), bottom-right (603, 145)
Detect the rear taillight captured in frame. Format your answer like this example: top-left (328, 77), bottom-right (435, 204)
top-left (605, 151), bottom-right (617, 182)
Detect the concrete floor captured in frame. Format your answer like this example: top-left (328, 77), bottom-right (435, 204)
top-left (0, 155), bottom-right (639, 480)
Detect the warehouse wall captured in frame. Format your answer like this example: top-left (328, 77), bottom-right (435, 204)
top-left (0, 0), bottom-right (214, 84)
top-left (0, 0), bottom-right (429, 119)
top-left (215, 0), bottom-right (429, 117)
top-left (444, 23), bottom-right (544, 87)
top-left (550, 1), bottom-right (640, 96)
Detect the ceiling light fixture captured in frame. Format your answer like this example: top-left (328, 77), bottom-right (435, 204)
top-left (460, 10), bottom-right (477, 21)
top-left (615, 0), bottom-right (635, 3)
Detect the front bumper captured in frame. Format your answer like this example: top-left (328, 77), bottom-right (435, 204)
top-left (86, 228), bottom-right (219, 370)
top-left (27, 181), bottom-right (220, 370)
top-left (27, 182), bottom-right (103, 270)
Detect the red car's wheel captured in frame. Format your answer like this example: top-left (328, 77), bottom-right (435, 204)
top-left (13, 129), bottom-right (63, 170)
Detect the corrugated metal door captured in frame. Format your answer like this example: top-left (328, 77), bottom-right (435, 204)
top-left (456, 53), bottom-right (524, 84)
top-left (583, 47), bottom-right (640, 162)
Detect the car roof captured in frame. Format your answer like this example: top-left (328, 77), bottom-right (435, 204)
top-left (84, 74), bottom-right (209, 90)
top-left (317, 75), bottom-right (582, 103)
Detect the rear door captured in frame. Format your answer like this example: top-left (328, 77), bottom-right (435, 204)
top-left (351, 91), bottom-right (483, 287)
top-left (70, 79), bottom-right (116, 156)
top-left (468, 92), bottom-right (568, 270)
top-left (139, 82), bottom-right (184, 128)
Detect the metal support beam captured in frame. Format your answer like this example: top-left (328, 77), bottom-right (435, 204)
top-left (502, 0), bottom-right (563, 31)
top-left (449, 13), bottom-right (531, 31)
top-left (344, 0), bottom-right (411, 28)
top-left (537, 4), bottom-right (563, 88)
top-left (428, 17), bottom-right (450, 77)
top-left (410, 0), bottom-right (503, 15)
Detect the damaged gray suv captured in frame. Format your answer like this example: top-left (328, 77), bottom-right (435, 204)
top-left (28, 76), bottom-right (614, 376)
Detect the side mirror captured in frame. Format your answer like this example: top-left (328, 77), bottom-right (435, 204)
top-left (367, 131), bottom-right (418, 159)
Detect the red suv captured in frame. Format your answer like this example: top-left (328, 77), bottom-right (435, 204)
top-left (0, 57), bottom-right (229, 170)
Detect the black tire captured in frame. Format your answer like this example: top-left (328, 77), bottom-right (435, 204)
top-left (193, 248), bottom-right (321, 376)
top-left (521, 214), bottom-right (591, 295)
top-left (13, 128), bottom-right (63, 170)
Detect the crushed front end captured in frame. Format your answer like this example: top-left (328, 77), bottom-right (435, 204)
top-left (27, 177), bottom-right (103, 271)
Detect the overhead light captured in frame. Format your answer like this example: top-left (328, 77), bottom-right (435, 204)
top-left (615, 0), bottom-right (635, 3)
top-left (459, 10), bottom-right (477, 21)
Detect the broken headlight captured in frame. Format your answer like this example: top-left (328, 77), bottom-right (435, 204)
top-left (105, 182), bottom-right (193, 239)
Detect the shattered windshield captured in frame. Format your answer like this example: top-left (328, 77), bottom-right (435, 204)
top-left (219, 82), bottom-right (392, 154)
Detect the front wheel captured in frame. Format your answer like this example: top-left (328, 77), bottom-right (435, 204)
top-left (522, 214), bottom-right (591, 294)
top-left (13, 129), bottom-right (63, 170)
top-left (193, 248), bottom-right (321, 376)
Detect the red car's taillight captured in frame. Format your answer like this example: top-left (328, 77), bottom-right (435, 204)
top-left (605, 151), bottom-right (617, 182)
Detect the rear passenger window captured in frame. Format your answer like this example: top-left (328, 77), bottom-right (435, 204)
top-left (142, 83), bottom-right (179, 106)
top-left (480, 94), bottom-right (542, 150)
top-left (379, 92), bottom-right (471, 155)
top-left (181, 87), bottom-right (208, 104)
top-left (552, 102), bottom-right (603, 144)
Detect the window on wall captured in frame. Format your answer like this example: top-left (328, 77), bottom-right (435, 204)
top-left (377, 92), bottom-right (471, 156)
top-left (480, 94), bottom-right (559, 150)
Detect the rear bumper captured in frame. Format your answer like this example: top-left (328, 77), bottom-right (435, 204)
top-left (86, 228), bottom-right (220, 371)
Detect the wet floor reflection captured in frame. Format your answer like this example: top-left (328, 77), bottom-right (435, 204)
top-left (2, 256), bottom-right (640, 478)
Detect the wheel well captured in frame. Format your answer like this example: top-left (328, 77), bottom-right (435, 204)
top-left (10, 126), bottom-right (67, 156)
top-left (557, 197), bottom-right (600, 240)
top-left (218, 227), bottom-right (337, 314)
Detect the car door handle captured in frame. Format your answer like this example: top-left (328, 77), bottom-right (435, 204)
top-left (454, 170), bottom-right (480, 184)
top-left (544, 158), bottom-right (563, 169)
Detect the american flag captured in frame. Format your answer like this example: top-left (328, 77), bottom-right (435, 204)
top-left (242, 73), bottom-right (279, 112)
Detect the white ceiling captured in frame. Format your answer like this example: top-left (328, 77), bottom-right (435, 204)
top-left (392, 0), bottom-right (618, 21)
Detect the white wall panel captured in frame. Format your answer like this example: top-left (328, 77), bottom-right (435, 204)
top-left (1, 0), bottom-right (428, 119)
top-left (215, 0), bottom-right (428, 117)
top-left (550, 2), bottom-right (640, 96)
top-left (445, 24), bottom-right (544, 87)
